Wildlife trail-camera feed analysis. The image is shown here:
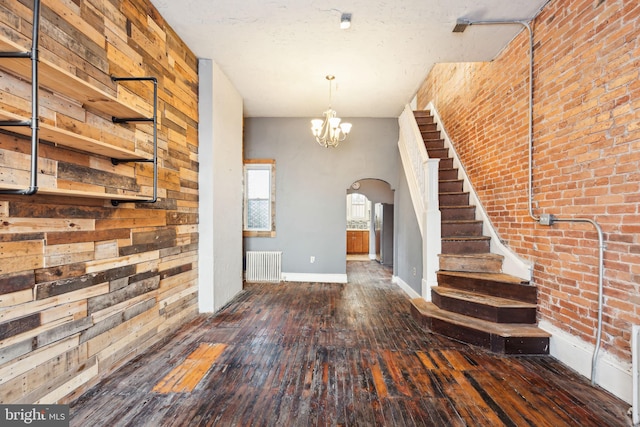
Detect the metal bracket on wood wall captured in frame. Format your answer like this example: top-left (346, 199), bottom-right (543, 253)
top-left (0, 0), bottom-right (41, 196)
top-left (109, 76), bottom-right (159, 206)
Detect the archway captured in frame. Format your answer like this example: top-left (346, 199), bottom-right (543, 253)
top-left (346, 179), bottom-right (394, 265)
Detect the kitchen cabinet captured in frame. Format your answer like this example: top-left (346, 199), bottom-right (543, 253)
top-left (346, 230), bottom-right (370, 254)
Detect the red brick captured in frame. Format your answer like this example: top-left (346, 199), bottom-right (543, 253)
top-left (416, 0), bottom-right (639, 361)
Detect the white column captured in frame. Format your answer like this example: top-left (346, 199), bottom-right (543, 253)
top-left (422, 158), bottom-right (441, 300)
top-left (198, 59), bottom-right (244, 312)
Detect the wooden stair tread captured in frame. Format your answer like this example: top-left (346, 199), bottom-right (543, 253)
top-left (438, 270), bottom-right (528, 285)
top-left (411, 299), bottom-right (549, 338)
top-left (441, 219), bottom-right (483, 224)
top-left (439, 252), bottom-right (503, 260)
top-left (432, 287), bottom-right (536, 309)
top-left (442, 236), bottom-right (490, 241)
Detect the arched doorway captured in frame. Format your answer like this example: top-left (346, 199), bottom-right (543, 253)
top-left (346, 179), bottom-right (394, 265)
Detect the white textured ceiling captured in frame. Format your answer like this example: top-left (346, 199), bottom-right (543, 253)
top-left (149, 0), bottom-right (548, 118)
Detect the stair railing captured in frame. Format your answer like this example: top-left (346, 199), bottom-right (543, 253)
top-left (398, 104), bottom-right (441, 300)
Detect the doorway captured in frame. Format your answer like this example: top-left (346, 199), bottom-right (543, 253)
top-left (346, 192), bottom-right (371, 256)
top-left (346, 179), bottom-right (394, 265)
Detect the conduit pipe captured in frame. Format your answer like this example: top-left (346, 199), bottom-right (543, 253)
top-left (454, 15), bottom-right (606, 386)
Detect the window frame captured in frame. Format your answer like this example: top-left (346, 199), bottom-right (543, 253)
top-left (243, 159), bottom-right (276, 237)
top-left (349, 193), bottom-right (367, 219)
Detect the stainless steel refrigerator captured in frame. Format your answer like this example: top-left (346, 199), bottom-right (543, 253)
top-left (375, 203), bottom-right (394, 266)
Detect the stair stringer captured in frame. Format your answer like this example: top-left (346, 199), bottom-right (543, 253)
top-left (426, 101), bottom-right (533, 281)
top-left (398, 105), bottom-right (441, 300)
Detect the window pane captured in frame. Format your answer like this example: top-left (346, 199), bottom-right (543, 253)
top-left (247, 169), bottom-right (270, 199)
top-left (245, 165), bottom-right (273, 232)
top-left (247, 199), bottom-right (270, 229)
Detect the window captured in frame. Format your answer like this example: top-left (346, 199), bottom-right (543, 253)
top-left (243, 159), bottom-right (275, 237)
top-left (350, 193), bottom-right (367, 219)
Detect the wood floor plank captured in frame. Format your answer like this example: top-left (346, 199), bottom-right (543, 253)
top-left (152, 342), bottom-right (227, 393)
top-left (69, 261), bottom-right (632, 426)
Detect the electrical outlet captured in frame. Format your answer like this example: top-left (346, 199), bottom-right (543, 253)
top-left (412, 267), bottom-right (417, 276)
top-left (310, 256), bottom-right (315, 263)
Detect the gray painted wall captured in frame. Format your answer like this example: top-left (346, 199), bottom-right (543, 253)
top-left (243, 117), bottom-right (399, 276)
top-left (394, 157), bottom-right (423, 293)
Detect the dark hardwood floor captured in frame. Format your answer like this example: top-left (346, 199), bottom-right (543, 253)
top-left (70, 261), bottom-right (632, 426)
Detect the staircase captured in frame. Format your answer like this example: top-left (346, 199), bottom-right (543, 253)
top-left (409, 110), bottom-right (550, 355)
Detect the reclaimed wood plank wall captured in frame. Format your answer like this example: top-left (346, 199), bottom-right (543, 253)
top-left (0, 0), bottom-right (199, 403)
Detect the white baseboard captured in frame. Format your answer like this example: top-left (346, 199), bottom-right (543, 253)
top-left (281, 272), bottom-right (348, 284)
top-left (392, 275), bottom-right (421, 299)
top-left (539, 320), bottom-right (632, 405)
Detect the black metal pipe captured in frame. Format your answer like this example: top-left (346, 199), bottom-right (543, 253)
top-left (109, 76), bottom-right (158, 204)
top-left (0, 52), bottom-right (31, 58)
top-left (112, 117), bottom-right (154, 124)
top-left (0, 120), bottom-right (32, 127)
top-left (25, 0), bottom-right (40, 196)
top-left (0, 0), bottom-right (40, 196)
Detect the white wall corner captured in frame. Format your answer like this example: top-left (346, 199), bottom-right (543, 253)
top-left (539, 320), bottom-right (633, 405)
top-left (197, 58), bottom-right (215, 313)
top-left (393, 275), bottom-right (421, 299)
top-left (198, 59), bottom-right (244, 313)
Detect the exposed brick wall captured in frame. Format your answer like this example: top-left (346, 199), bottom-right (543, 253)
top-left (0, 0), bottom-right (199, 402)
top-left (417, 0), bottom-right (639, 361)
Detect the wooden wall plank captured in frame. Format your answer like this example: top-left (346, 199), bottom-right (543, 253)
top-left (0, 313), bottom-right (40, 340)
top-left (0, 335), bottom-right (80, 387)
top-left (87, 275), bottom-right (159, 314)
top-left (46, 229), bottom-right (130, 246)
top-left (0, 0), bottom-right (200, 404)
top-left (0, 283), bottom-right (108, 324)
top-left (0, 218), bottom-right (95, 234)
top-left (35, 265), bottom-right (135, 300)
top-left (0, 289), bottom-right (33, 309)
top-left (34, 358), bottom-right (99, 404)
top-left (0, 271), bottom-right (35, 295)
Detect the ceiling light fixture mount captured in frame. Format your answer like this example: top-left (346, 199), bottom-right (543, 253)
top-left (340, 13), bottom-right (352, 30)
top-left (311, 75), bottom-right (352, 148)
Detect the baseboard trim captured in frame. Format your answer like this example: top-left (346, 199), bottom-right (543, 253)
top-left (282, 272), bottom-right (348, 284)
top-left (539, 320), bottom-right (632, 405)
top-left (392, 275), bottom-right (422, 299)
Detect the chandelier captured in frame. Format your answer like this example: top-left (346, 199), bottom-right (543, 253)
top-left (311, 75), bottom-right (352, 148)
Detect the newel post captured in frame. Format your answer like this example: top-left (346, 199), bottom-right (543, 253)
top-left (422, 158), bottom-right (441, 300)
